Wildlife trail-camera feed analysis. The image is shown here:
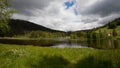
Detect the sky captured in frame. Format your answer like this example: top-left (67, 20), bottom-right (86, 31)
top-left (11, 0), bottom-right (120, 31)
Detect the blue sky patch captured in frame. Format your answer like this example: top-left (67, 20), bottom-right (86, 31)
top-left (64, 0), bottom-right (78, 15)
top-left (64, 1), bottom-right (75, 9)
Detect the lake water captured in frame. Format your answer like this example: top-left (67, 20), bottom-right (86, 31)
top-left (0, 38), bottom-right (120, 49)
top-left (51, 39), bottom-right (120, 49)
top-left (51, 43), bottom-right (91, 48)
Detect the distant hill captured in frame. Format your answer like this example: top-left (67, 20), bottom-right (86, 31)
top-left (95, 17), bottom-right (120, 30)
top-left (93, 17), bottom-right (120, 30)
top-left (8, 19), bottom-right (64, 35)
top-left (72, 18), bottom-right (120, 37)
top-left (89, 18), bottom-right (120, 37)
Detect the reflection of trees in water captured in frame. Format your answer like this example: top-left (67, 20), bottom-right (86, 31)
top-left (114, 40), bottom-right (119, 48)
top-left (87, 39), bottom-right (120, 49)
top-left (106, 39), bottom-right (119, 49)
top-left (0, 38), bottom-right (119, 49)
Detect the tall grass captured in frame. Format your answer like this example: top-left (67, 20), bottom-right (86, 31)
top-left (0, 44), bottom-right (120, 68)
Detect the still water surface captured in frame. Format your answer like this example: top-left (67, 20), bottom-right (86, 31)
top-left (0, 38), bottom-right (120, 49)
top-left (51, 43), bottom-right (90, 48)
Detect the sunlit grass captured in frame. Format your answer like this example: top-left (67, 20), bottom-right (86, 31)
top-left (0, 44), bottom-right (120, 68)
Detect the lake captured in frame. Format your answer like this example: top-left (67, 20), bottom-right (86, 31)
top-left (0, 38), bottom-right (120, 49)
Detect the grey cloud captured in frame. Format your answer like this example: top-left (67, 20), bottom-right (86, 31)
top-left (82, 0), bottom-right (120, 17)
top-left (81, 18), bottom-right (98, 23)
top-left (12, 0), bottom-right (52, 16)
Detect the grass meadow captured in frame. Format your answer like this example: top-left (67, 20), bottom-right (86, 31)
top-left (0, 44), bottom-right (120, 68)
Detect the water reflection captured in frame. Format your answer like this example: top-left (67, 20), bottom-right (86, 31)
top-left (51, 43), bottom-right (90, 48)
top-left (0, 38), bottom-right (120, 49)
top-left (51, 39), bottom-right (120, 49)
top-left (87, 39), bottom-right (120, 49)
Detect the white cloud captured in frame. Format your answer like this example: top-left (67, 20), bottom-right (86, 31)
top-left (12, 0), bottom-right (120, 31)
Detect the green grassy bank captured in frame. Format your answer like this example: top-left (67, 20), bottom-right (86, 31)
top-left (0, 44), bottom-right (120, 68)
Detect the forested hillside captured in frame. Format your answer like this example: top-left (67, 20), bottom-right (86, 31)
top-left (85, 18), bottom-right (120, 40)
top-left (93, 18), bottom-right (120, 36)
top-left (9, 19), bottom-right (64, 32)
top-left (1, 19), bottom-right (85, 38)
top-left (7, 19), bottom-right (65, 36)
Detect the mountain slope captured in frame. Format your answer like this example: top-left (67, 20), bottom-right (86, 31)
top-left (91, 18), bottom-right (120, 37)
top-left (8, 19), bottom-right (64, 35)
top-left (94, 18), bottom-right (120, 30)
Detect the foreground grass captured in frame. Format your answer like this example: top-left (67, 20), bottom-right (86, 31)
top-left (0, 44), bottom-right (120, 68)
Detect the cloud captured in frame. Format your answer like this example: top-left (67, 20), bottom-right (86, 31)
top-left (11, 0), bottom-right (120, 31)
top-left (82, 0), bottom-right (120, 17)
